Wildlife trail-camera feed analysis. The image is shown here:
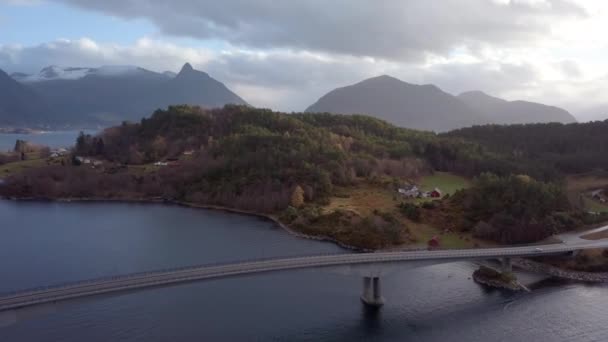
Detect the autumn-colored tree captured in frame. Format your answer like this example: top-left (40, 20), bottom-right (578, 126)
top-left (290, 185), bottom-right (305, 208)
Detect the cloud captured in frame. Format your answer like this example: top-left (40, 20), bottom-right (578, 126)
top-left (50, 0), bottom-right (585, 61)
top-left (557, 60), bottom-right (583, 78)
top-left (0, 37), bottom-right (214, 73)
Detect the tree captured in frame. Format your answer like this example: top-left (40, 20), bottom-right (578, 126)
top-left (71, 154), bottom-right (81, 166)
top-left (290, 185), bottom-right (305, 208)
top-left (75, 132), bottom-right (86, 154)
top-left (14, 140), bottom-right (27, 153)
top-left (95, 138), bottom-right (105, 155)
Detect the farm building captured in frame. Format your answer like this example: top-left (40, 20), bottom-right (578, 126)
top-left (429, 188), bottom-right (442, 198)
top-left (398, 185), bottom-right (420, 198)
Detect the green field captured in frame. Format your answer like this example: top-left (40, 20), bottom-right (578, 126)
top-left (405, 220), bottom-right (481, 249)
top-left (419, 172), bottom-right (471, 196)
top-left (583, 196), bottom-right (608, 213)
top-left (0, 158), bottom-right (46, 177)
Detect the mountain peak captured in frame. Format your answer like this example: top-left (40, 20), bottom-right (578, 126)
top-left (305, 75), bottom-right (484, 131)
top-left (361, 74), bottom-right (404, 85)
top-left (180, 63), bottom-right (194, 73)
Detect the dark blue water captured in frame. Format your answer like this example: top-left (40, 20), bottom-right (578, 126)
top-left (0, 131), bottom-right (96, 152)
top-left (0, 200), bottom-right (607, 341)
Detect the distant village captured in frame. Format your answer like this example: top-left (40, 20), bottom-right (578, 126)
top-left (397, 184), bottom-right (442, 199)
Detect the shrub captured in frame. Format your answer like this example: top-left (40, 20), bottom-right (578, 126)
top-left (399, 202), bottom-right (421, 221)
top-left (422, 201), bottom-right (436, 209)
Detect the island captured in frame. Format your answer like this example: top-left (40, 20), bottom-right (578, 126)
top-left (1, 105), bottom-right (608, 285)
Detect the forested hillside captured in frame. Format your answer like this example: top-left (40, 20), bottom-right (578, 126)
top-left (2, 105), bottom-right (606, 248)
top-left (446, 121), bottom-right (608, 174)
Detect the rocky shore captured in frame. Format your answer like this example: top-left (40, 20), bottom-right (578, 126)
top-left (472, 266), bottom-right (523, 291)
top-left (513, 259), bottom-right (608, 283)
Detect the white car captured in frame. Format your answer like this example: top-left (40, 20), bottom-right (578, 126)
top-left (534, 247), bottom-right (543, 252)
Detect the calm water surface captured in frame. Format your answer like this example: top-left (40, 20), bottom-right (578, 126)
top-left (0, 200), bottom-right (607, 341)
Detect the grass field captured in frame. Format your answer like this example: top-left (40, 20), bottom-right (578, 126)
top-left (326, 184), bottom-right (398, 216)
top-left (583, 197), bottom-right (608, 213)
top-left (324, 173), bottom-right (481, 249)
top-left (0, 158), bottom-right (46, 177)
top-left (127, 164), bottom-right (162, 175)
top-left (566, 173), bottom-right (608, 212)
top-left (404, 219), bottom-right (481, 249)
top-left (419, 172), bottom-right (471, 196)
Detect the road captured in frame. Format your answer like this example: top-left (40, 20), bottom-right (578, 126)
top-left (1, 231), bottom-right (608, 312)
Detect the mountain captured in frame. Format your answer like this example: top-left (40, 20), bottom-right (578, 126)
top-left (305, 75), bottom-right (487, 132)
top-left (162, 63), bottom-right (247, 109)
top-left (3, 63), bottom-right (247, 127)
top-left (0, 69), bottom-right (50, 126)
top-left (457, 91), bottom-right (576, 124)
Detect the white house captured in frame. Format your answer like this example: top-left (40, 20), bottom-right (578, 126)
top-left (398, 185), bottom-right (420, 198)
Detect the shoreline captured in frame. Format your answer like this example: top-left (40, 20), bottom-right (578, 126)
top-left (2, 196), bottom-right (372, 252)
top-left (472, 270), bottom-right (522, 291)
top-left (4, 196), bottom-right (608, 282)
top-left (513, 259), bottom-right (608, 283)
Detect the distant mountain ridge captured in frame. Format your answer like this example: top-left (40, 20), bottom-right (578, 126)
top-left (306, 75), bottom-right (488, 132)
top-left (1, 63), bottom-right (247, 127)
top-left (457, 91), bottom-right (576, 125)
top-left (306, 75), bottom-right (575, 131)
top-left (0, 69), bottom-right (50, 126)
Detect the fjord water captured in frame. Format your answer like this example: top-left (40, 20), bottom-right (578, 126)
top-left (0, 200), bottom-right (607, 341)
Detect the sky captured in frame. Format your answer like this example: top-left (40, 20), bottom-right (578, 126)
top-left (1, 0), bottom-right (608, 121)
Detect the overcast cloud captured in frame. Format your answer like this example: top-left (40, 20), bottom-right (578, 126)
top-left (52, 0), bottom-right (586, 61)
top-left (2, 0), bottom-right (608, 120)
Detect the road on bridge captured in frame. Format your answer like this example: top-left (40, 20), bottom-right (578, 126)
top-left (1, 227), bottom-right (608, 313)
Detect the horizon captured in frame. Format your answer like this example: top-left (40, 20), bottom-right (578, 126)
top-left (2, 1), bottom-right (608, 121)
top-left (2, 61), bottom-right (603, 122)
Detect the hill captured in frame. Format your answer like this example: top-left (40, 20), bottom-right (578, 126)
top-left (2, 63), bottom-right (247, 127)
top-left (0, 69), bottom-right (50, 126)
top-left (446, 121), bottom-right (608, 174)
top-left (305, 75), bottom-right (487, 132)
top-left (458, 91), bottom-right (576, 124)
top-left (2, 105), bottom-right (603, 248)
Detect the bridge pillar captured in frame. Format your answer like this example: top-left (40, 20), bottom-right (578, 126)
top-left (361, 276), bottom-right (384, 307)
top-left (500, 257), bottom-right (512, 273)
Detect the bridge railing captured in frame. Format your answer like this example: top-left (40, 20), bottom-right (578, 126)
top-left (0, 251), bottom-right (359, 298)
top-left (0, 241), bottom-right (570, 298)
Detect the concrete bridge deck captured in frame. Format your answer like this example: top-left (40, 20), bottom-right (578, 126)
top-left (2, 234), bottom-right (607, 313)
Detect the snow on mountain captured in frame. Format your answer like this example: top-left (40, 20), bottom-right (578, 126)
top-left (15, 65), bottom-right (143, 82)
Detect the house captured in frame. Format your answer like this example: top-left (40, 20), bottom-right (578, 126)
top-left (398, 185), bottom-right (420, 198)
top-left (591, 189), bottom-right (604, 199)
top-left (429, 188), bottom-right (442, 198)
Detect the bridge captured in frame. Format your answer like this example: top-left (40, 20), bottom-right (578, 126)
top-left (1, 231), bottom-right (607, 314)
